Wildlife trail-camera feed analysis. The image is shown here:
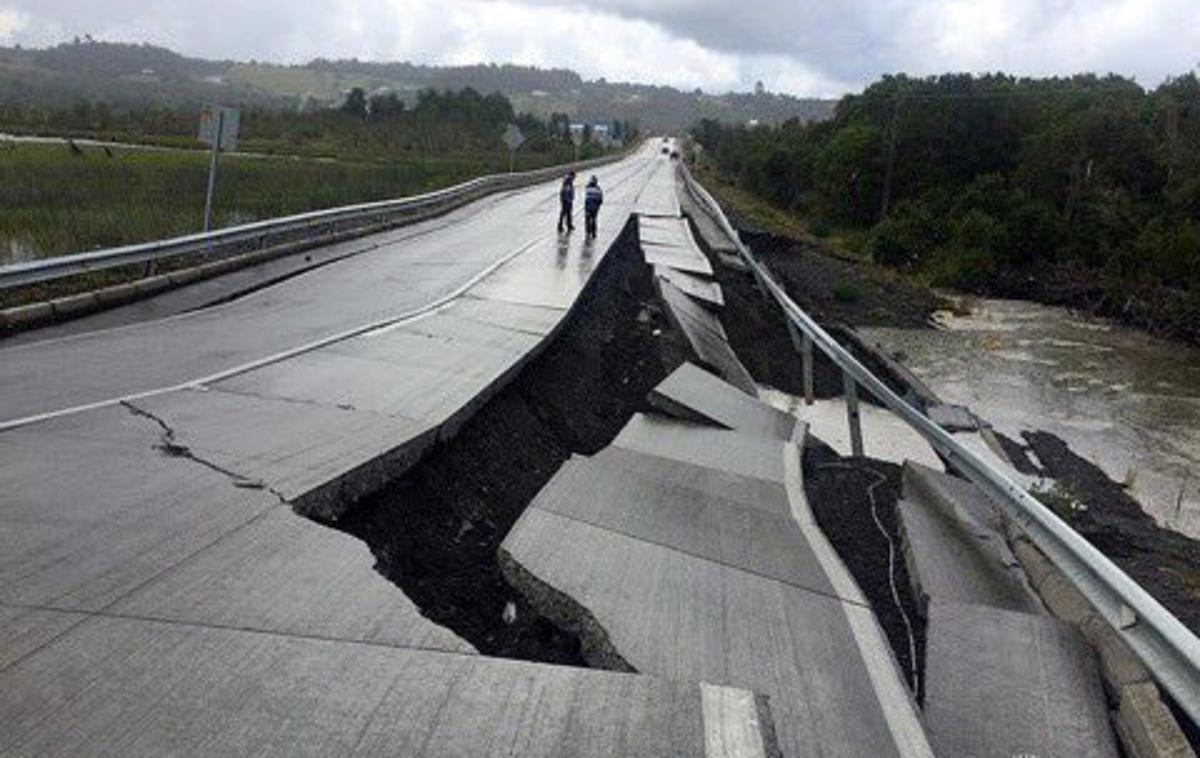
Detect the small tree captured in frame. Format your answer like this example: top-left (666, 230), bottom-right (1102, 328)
top-left (340, 87), bottom-right (368, 119)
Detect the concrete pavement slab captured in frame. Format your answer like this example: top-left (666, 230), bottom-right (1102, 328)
top-left (641, 240), bottom-right (715, 276)
top-left (924, 601), bottom-right (1119, 758)
top-left (649, 362), bottom-right (796, 440)
top-left (612, 413), bottom-right (787, 484)
top-left (757, 390), bottom-right (946, 470)
top-left (588, 446), bottom-right (792, 519)
top-left (657, 277), bottom-right (728, 339)
top-left (215, 308), bottom-right (543, 435)
top-left (897, 494), bottom-right (1040, 615)
top-left (925, 404), bottom-right (978, 432)
top-left (0, 606), bottom-right (84, 671)
top-left (530, 454), bottom-right (833, 593)
top-left (443, 295), bottom-right (564, 336)
top-left (502, 506), bottom-right (926, 758)
top-left (653, 265), bottom-right (725, 306)
top-left (0, 615), bottom-right (777, 757)
top-left (679, 185), bottom-right (739, 254)
top-left (0, 404), bottom-right (279, 611)
top-left (657, 280), bottom-right (757, 395)
top-left (640, 227), bottom-right (691, 248)
top-left (634, 161), bottom-right (682, 217)
top-left (901, 461), bottom-right (1007, 536)
top-left (111, 506), bottom-right (473, 654)
top-left (133, 387), bottom-right (437, 520)
top-left (639, 217), bottom-right (692, 247)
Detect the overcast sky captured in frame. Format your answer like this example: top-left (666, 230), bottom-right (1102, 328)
top-left (1, 0), bottom-right (1198, 96)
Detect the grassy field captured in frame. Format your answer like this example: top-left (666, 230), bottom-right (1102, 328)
top-left (0, 142), bottom-right (573, 264)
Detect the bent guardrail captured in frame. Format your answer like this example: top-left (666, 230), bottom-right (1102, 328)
top-left (680, 161), bottom-right (1200, 725)
top-left (0, 148), bottom-right (635, 292)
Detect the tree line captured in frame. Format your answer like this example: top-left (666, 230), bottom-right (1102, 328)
top-left (0, 86), bottom-right (636, 161)
top-left (692, 72), bottom-right (1200, 343)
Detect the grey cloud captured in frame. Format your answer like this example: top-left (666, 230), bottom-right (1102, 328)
top-left (3, 0), bottom-right (1198, 95)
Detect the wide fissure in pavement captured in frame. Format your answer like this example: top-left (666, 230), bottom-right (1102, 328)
top-left (314, 218), bottom-right (691, 665)
top-left (803, 442), bottom-right (927, 702)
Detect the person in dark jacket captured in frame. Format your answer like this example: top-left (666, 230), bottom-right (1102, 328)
top-left (557, 171), bottom-right (576, 233)
top-left (583, 175), bottom-right (603, 238)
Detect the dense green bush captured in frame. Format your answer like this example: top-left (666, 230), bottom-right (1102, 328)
top-left (692, 71), bottom-right (1200, 340)
top-left (870, 199), bottom-right (939, 267)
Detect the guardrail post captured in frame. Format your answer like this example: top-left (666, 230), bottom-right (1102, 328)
top-left (785, 317), bottom-right (802, 351)
top-left (784, 320), bottom-right (816, 406)
top-left (843, 370), bottom-right (864, 457)
top-left (752, 264), bottom-right (772, 302)
top-left (802, 335), bottom-right (815, 406)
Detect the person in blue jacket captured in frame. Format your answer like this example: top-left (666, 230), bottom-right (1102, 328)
top-left (584, 175), bottom-right (603, 238)
top-left (557, 171), bottom-right (576, 233)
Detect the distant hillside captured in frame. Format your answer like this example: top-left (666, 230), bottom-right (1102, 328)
top-left (0, 41), bottom-right (282, 109)
top-left (0, 40), bottom-right (834, 129)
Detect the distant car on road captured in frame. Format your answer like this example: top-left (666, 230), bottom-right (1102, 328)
top-left (669, 149), bottom-right (680, 160)
top-left (661, 146), bottom-right (670, 155)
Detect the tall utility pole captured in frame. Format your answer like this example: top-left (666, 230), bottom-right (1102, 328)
top-left (879, 93), bottom-right (904, 221)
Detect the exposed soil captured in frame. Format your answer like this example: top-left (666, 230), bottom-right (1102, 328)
top-left (992, 430), bottom-right (1046, 477)
top-left (802, 441), bottom-right (927, 702)
top-left (320, 218), bottom-right (689, 664)
top-left (1021, 431), bottom-right (1200, 637)
top-left (737, 229), bottom-right (945, 330)
top-left (684, 215), bottom-right (933, 407)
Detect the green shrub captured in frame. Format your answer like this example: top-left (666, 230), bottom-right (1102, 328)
top-left (832, 280), bottom-right (860, 302)
top-left (871, 199), bottom-right (940, 267)
top-left (923, 209), bottom-right (1006, 290)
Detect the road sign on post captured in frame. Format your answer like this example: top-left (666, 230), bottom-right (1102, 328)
top-left (570, 125), bottom-right (583, 161)
top-left (198, 105), bottom-right (240, 234)
top-left (502, 124), bottom-right (525, 172)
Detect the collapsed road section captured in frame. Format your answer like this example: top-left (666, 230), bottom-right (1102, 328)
top-left (0, 146), bottom-right (793, 756)
top-left (4, 143), bottom-right (1178, 756)
top-left (321, 218), bottom-right (692, 663)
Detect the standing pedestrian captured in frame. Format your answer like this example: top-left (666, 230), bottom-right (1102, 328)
top-left (584, 175), bottom-right (603, 238)
top-left (557, 171), bottom-right (576, 233)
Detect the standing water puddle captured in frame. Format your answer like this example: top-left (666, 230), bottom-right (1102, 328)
top-left (862, 298), bottom-right (1200, 538)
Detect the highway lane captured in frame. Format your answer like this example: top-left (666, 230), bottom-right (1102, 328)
top-left (0, 143), bottom-right (666, 428)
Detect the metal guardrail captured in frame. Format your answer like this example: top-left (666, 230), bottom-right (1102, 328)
top-left (680, 161), bottom-right (1200, 724)
top-left (0, 149), bottom-right (633, 291)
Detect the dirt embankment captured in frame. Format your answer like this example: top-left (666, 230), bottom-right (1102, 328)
top-left (1003, 430), bottom-right (1200, 636)
top-left (691, 219), bottom-right (940, 407)
top-left (320, 219), bottom-right (689, 664)
top-left (736, 230), bottom-right (944, 330)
